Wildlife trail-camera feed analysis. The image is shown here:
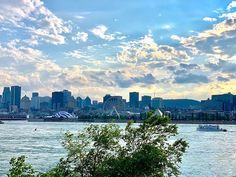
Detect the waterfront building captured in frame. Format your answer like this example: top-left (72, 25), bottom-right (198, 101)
top-left (141, 95), bottom-right (151, 109)
top-left (20, 95), bottom-right (31, 112)
top-left (52, 91), bottom-right (64, 111)
top-left (212, 92), bottom-right (234, 111)
top-left (201, 99), bottom-right (223, 111)
top-left (2, 87), bottom-right (11, 111)
top-left (83, 96), bottom-right (91, 107)
top-left (10, 86), bottom-right (21, 110)
top-left (31, 92), bottom-right (40, 110)
top-left (129, 92), bottom-right (139, 108)
top-left (152, 97), bottom-right (163, 109)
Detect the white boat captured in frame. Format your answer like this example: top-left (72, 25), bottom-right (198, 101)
top-left (197, 125), bottom-right (227, 132)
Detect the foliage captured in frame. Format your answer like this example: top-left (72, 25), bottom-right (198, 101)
top-left (7, 112), bottom-right (188, 177)
top-left (7, 156), bottom-right (38, 177)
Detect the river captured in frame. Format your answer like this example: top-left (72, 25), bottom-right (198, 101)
top-left (0, 121), bottom-right (236, 177)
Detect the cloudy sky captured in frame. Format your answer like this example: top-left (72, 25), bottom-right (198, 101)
top-left (0, 0), bottom-right (236, 101)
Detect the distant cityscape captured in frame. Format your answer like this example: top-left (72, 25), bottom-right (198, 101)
top-left (1, 85), bottom-right (236, 121)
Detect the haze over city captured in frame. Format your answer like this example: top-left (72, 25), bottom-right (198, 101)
top-left (1, 0), bottom-right (236, 101)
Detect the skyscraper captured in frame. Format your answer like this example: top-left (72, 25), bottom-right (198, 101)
top-left (10, 86), bottom-right (21, 110)
top-left (152, 97), bottom-right (163, 109)
top-left (52, 91), bottom-right (63, 111)
top-left (31, 92), bottom-right (40, 110)
top-left (63, 90), bottom-right (72, 108)
top-left (83, 96), bottom-right (91, 107)
top-left (141, 95), bottom-right (151, 109)
top-left (129, 92), bottom-right (139, 108)
top-left (20, 95), bottom-right (31, 112)
top-left (76, 96), bottom-right (83, 109)
top-left (2, 87), bottom-right (11, 111)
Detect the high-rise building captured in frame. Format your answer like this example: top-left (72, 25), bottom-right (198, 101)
top-left (212, 92), bottom-right (234, 111)
top-left (10, 86), bottom-right (21, 110)
top-left (152, 97), bottom-right (163, 109)
top-left (76, 97), bottom-right (83, 109)
top-left (31, 92), bottom-right (40, 110)
top-left (129, 92), bottom-right (139, 108)
top-left (52, 91), bottom-right (63, 111)
top-left (2, 87), bottom-right (11, 111)
top-left (40, 96), bottom-right (52, 111)
top-left (141, 95), bottom-right (151, 109)
top-left (83, 96), bottom-right (91, 107)
top-left (20, 95), bottom-right (31, 112)
top-left (63, 90), bottom-right (72, 108)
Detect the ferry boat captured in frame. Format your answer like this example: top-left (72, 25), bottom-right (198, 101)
top-left (197, 125), bottom-right (227, 132)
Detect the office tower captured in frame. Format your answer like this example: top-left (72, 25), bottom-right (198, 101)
top-left (31, 92), bottom-right (40, 110)
top-left (10, 86), bottom-right (21, 109)
top-left (2, 87), bottom-right (11, 111)
top-left (129, 92), bottom-right (139, 108)
top-left (52, 91), bottom-right (64, 111)
top-left (63, 90), bottom-right (72, 108)
top-left (83, 96), bottom-right (91, 107)
top-left (40, 96), bottom-right (52, 111)
top-left (76, 97), bottom-right (83, 109)
top-left (20, 95), bottom-right (31, 112)
top-left (141, 95), bottom-right (151, 109)
top-left (152, 97), bottom-right (163, 109)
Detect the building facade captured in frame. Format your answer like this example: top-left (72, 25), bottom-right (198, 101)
top-left (10, 86), bottom-right (21, 111)
top-left (129, 92), bottom-right (139, 108)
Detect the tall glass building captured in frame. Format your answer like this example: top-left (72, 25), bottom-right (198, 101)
top-left (52, 91), bottom-right (64, 111)
top-left (2, 87), bottom-right (11, 111)
top-left (129, 92), bottom-right (139, 108)
top-left (10, 86), bottom-right (21, 110)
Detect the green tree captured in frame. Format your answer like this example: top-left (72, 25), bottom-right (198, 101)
top-left (7, 156), bottom-right (38, 177)
top-left (8, 112), bottom-right (188, 177)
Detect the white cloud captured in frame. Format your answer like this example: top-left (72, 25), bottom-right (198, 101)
top-left (0, 0), bottom-right (71, 45)
top-left (75, 15), bottom-right (85, 19)
top-left (72, 32), bottom-right (88, 43)
top-left (170, 35), bottom-right (184, 41)
top-left (90, 25), bottom-right (115, 41)
top-left (118, 33), bottom-right (189, 65)
top-left (161, 24), bottom-right (174, 30)
top-left (64, 50), bottom-right (90, 59)
top-left (227, 1), bottom-right (236, 11)
top-left (203, 17), bottom-right (217, 22)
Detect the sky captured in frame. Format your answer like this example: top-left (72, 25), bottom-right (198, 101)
top-left (0, 0), bottom-right (236, 101)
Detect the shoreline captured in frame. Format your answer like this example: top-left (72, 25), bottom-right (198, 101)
top-left (2, 118), bottom-right (236, 125)
top-left (171, 120), bottom-right (236, 125)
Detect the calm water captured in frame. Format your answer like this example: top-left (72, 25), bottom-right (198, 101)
top-left (0, 121), bottom-right (236, 177)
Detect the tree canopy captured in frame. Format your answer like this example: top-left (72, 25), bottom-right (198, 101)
top-left (8, 112), bottom-right (188, 177)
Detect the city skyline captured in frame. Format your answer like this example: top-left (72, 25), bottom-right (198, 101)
top-left (0, 0), bottom-right (236, 100)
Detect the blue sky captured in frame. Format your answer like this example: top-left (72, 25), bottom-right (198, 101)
top-left (0, 0), bottom-right (236, 101)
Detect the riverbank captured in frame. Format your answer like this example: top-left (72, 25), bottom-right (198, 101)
top-left (171, 120), bottom-right (236, 125)
top-left (26, 118), bottom-right (236, 125)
